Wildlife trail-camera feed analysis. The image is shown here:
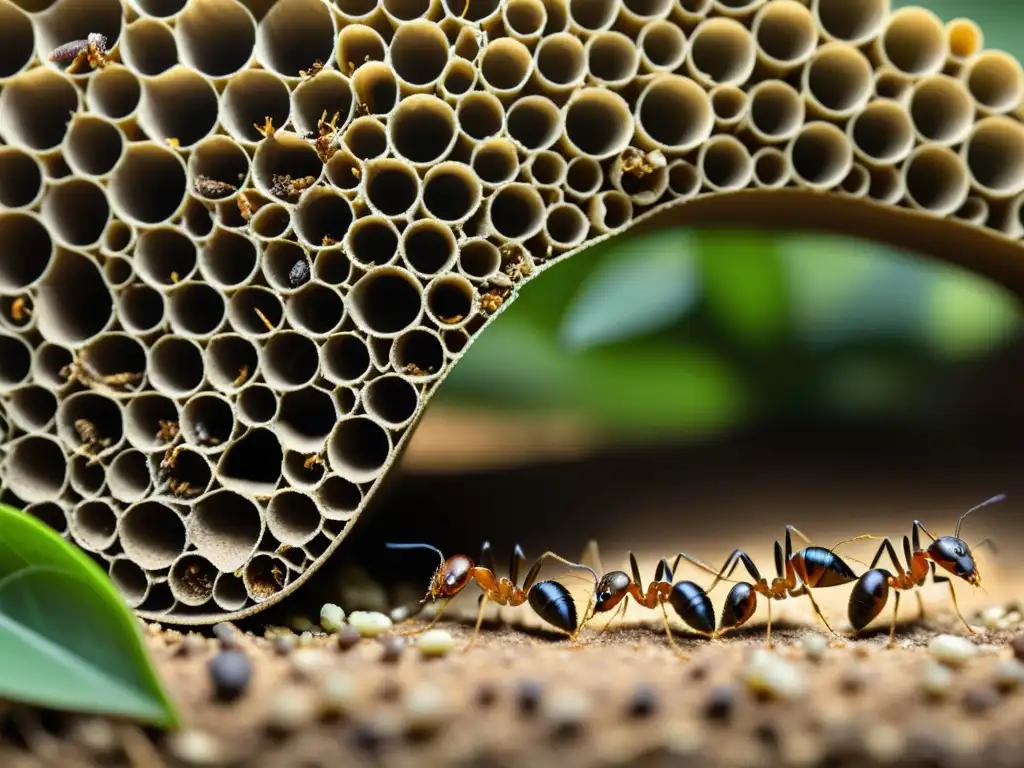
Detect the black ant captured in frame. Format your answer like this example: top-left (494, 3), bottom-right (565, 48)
top-left (677, 526), bottom-right (863, 646)
top-left (847, 494), bottom-right (1004, 645)
top-left (578, 543), bottom-right (715, 659)
top-left (386, 541), bottom-right (598, 651)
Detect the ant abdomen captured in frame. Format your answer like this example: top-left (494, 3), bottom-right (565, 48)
top-left (668, 581), bottom-right (716, 635)
top-left (720, 582), bottom-right (757, 631)
top-left (528, 580), bottom-right (578, 634)
top-left (799, 546), bottom-right (859, 587)
top-left (848, 568), bottom-right (892, 631)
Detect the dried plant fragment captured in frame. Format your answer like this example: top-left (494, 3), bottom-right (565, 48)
top-left (233, 365), bottom-right (250, 387)
top-left (271, 174), bottom-right (316, 202)
top-left (438, 313), bottom-right (464, 324)
top-left (479, 288), bottom-right (510, 315)
top-left (10, 297), bottom-right (32, 323)
top-left (620, 148), bottom-right (667, 179)
top-left (166, 138), bottom-right (181, 149)
top-left (74, 418), bottom-right (111, 457)
top-left (194, 174), bottom-right (237, 199)
top-left (299, 60), bottom-right (324, 80)
top-left (321, 236), bottom-right (337, 247)
top-left (60, 352), bottom-right (143, 391)
top-left (156, 419), bottom-right (180, 443)
top-left (253, 307), bottom-right (275, 332)
top-left (308, 110), bottom-right (342, 163)
top-left (254, 117), bottom-right (277, 140)
top-left (403, 363), bottom-right (435, 376)
top-left (302, 453), bottom-right (324, 470)
top-left (49, 33), bottom-right (110, 73)
top-left (194, 421), bottom-right (222, 447)
top-left (500, 243), bottom-right (533, 282)
top-left (237, 193), bottom-right (256, 222)
top-left (182, 561), bottom-right (213, 594)
top-left (170, 271), bottom-right (180, 284)
top-left (168, 478), bottom-right (198, 498)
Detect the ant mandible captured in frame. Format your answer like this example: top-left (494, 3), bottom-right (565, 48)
top-left (386, 541), bottom-right (598, 651)
top-left (676, 526), bottom-right (863, 646)
top-left (578, 542), bottom-right (716, 659)
top-left (847, 493), bottom-right (1004, 645)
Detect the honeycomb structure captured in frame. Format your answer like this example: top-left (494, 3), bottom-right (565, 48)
top-left (1, 0), bottom-right (1023, 623)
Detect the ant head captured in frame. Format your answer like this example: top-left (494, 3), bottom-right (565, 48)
top-left (927, 536), bottom-right (979, 587)
top-left (593, 571), bottom-right (631, 613)
top-left (430, 554), bottom-right (474, 599)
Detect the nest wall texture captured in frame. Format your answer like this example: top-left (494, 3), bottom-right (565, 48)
top-left (0, 0), bottom-right (1022, 624)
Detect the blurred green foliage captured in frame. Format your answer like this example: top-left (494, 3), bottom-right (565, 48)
top-left (438, 0), bottom-right (1024, 436)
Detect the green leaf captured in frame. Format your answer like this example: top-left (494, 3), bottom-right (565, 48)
top-left (568, 342), bottom-right (750, 433)
top-left (0, 504), bottom-right (179, 727)
top-left (696, 232), bottom-right (791, 349)
top-left (558, 231), bottom-right (699, 350)
top-left (924, 269), bottom-right (1022, 360)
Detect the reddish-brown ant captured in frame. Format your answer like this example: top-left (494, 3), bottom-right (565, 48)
top-left (847, 494), bottom-right (1004, 645)
top-left (677, 526), bottom-right (863, 646)
top-left (386, 541), bottom-right (598, 651)
top-left (577, 543), bottom-right (716, 659)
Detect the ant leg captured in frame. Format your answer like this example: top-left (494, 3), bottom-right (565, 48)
top-left (595, 596), bottom-right (629, 641)
top-left (659, 602), bottom-right (690, 660)
top-left (947, 581), bottom-right (974, 635)
top-left (398, 598), bottom-right (451, 636)
top-left (803, 588), bottom-right (838, 637)
top-left (887, 591), bottom-right (902, 649)
top-left (464, 595), bottom-right (492, 653)
top-left (765, 599), bottom-right (773, 648)
top-left (915, 591), bottom-right (926, 621)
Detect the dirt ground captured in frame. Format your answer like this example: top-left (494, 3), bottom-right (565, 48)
top-left (3, 595), bottom-right (1024, 768)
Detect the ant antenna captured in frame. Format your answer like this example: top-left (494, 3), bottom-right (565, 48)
top-left (954, 494), bottom-right (1006, 539)
top-left (386, 542), bottom-right (447, 603)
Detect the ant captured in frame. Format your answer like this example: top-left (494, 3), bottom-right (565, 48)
top-left (386, 541), bottom-right (598, 651)
top-left (847, 494), bottom-right (1004, 645)
top-left (677, 526), bottom-right (863, 647)
top-left (578, 542), bottom-right (715, 659)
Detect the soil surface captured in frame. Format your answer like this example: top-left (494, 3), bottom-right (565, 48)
top-left (4, 599), bottom-right (1024, 768)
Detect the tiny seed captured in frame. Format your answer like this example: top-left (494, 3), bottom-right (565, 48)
top-left (962, 685), bottom-right (1000, 715)
top-left (921, 660), bottom-right (953, 700)
top-left (167, 729), bottom-right (223, 766)
top-left (379, 634), bottom-right (405, 663)
top-left (379, 677), bottom-right (402, 702)
top-left (320, 671), bottom-right (357, 717)
top-left (929, 634), bottom-right (978, 667)
top-left (517, 680), bottom-right (543, 715)
top-left (176, 634), bottom-right (205, 658)
top-left (266, 688), bottom-right (317, 734)
top-left (417, 628), bottom-right (455, 657)
top-left (627, 684), bottom-right (659, 718)
top-left (476, 682), bottom-right (499, 707)
top-left (320, 603), bottom-right (346, 634)
top-left (337, 625), bottom-right (362, 651)
top-left (994, 658), bottom-right (1024, 692)
top-left (274, 634), bottom-right (296, 656)
top-left (208, 651), bottom-right (252, 702)
top-left (348, 611), bottom-right (393, 638)
top-left (704, 684), bottom-right (736, 722)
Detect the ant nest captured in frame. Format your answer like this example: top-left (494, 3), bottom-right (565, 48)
top-left (0, 0), bottom-right (1022, 624)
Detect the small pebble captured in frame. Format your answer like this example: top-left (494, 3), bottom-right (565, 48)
top-left (754, 721), bottom-right (780, 749)
top-left (297, 631), bottom-right (315, 648)
top-left (266, 688), bottom-right (317, 734)
top-left (176, 634), bottom-right (205, 658)
top-left (336, 625), bottom-right (362, 651)
top-left (994, 658), bottom-right (1024, 692)
top-left (390, 605), bottom-right (413, 623)
top-left (689, 663), bottom-right (708, 681)
top-left (288, 616), bottom-right (317, 633)
top-left (291, 649), bottom-right (332, 681)
top-left (627, 684), bottom-right (659, 718)
top-left (839, 663), bottom-right (867, 694)
top-left (320, 603), bottom-right (346, 634)
top-left (274, 634), bottom-right (296, 655)
top-left (212, 622), bottom-right (241, 650)
top-left (404, 683), bottom-right (448, 735)
top-left (544, 689), bottom-right (590, 739)
top-left (167, 729), bottom-right (223, 766)
top-left (379, 634), bottom-right (405, 663)
top-left (373, 677), bottom-right (398, 703)
top-left (517, 680), bottom-right (543, 715)
top-left (1011, 633), bottom-right (1024, 662)
top-left (983, 605), bottom-right (1007, 631)
top-left (703, 684), bottom-right (736, 722)
top-left (320, 671), bottom-right (357, 716)
top-left (289, 259), bottom-right (310, 287)
top-left (351, 721), bottom-right (384, 752)
top-left (71, 718), bottom-right (117, 753)
top-left (208, 651), bottom-right (252, 702)
top-left (928, 634), bottom-right (978, 667)
top-left (800, 632), bottom-right (829, 662)
top-left (417, 628), bottom-right (455, 657)
top-left (662, 720), bottom-right (703, 756)
top-left (921, 660), bottom-right (953, 700)
top-left (476, 682), bottom-right (499, 707)
top-left (962, 684), bottom-right (1000, 714)
top-left (864, 724), bottom-right (905, 764)
top-left (742, 649), bottom-right (806, 701)
top-left (348, 610), bottom-right (393, 638)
